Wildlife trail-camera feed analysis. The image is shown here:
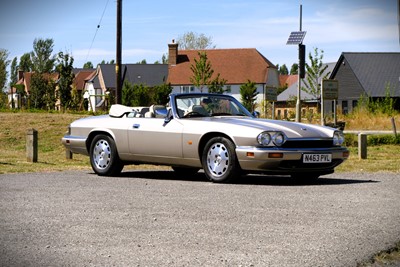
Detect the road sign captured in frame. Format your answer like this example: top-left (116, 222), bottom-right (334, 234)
top-left (322, 79), bottom-right (339, 100)
top-left (265, 88), bottom-right (277, 101)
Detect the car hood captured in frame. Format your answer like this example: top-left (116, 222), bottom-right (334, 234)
top-left (207, 116), bottom-right (335, 139)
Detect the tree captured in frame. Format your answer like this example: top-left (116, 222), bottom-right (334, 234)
top-left (190, 52), bottom-right (214, 92)
top-left (56, 52), bottom-right (74, 110)
top-left (208, 73), bottom-right (228, 94)
top-left (177, 31), bottom-right (215, 50)
top-left (290, 63), bottom-right (298, 75)
top-left (83, 61), bottom-right (93, 69)
top-left (240, 80), bottom-right (258, 112)
top-left (278, 64), bottom-right (289, 75)
top-left (19, 53), bottom-right (33, 72)
top-left (31, 38), bottom-right (55, 73)
top-left (0, 49), bottom-right (10, 90)
top-left (10, 57), bottom-right (18, 86)
top-left (136, 59), bottom-right (147, 64)
top-left (303, 47), bottom-right (330, 103)
top-left (29, 73), bottom-right (56, 109)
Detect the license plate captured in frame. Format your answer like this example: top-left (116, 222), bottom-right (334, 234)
top-left (303, 154), bottom-right (332, 163)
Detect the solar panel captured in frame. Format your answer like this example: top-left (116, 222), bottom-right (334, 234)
top-left (286, 31), bottom-right (307, 45)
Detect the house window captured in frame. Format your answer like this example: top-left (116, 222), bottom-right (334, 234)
top-left (342, 101), bottom-right (348, 115)
top-left (277, 110), bottom-right (281, 120)
top-left (284, 109), bottom-right (288, 119)
top-left (181, 86), bottom-right (194, 93)
top-left (352, 100), bottom-right (358, 109)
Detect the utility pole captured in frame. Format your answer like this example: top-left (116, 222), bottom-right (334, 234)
top-left (116, 0), bottom-right (122, 104)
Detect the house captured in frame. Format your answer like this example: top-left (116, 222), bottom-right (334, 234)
top-left (166, 41), bottom-right (280, 111)
top-left (275, 63), bottom-right (336, 120)
top-left (9, 71), bottom-right (59, 108)
top-left (84, 63), bottom-right (169, 111)
top-left (329, 52), bottom-right (400, 114)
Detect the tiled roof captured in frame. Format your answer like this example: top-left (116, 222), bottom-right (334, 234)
top-left (73, 69), bottom-right (95, 90)
top-left (279, 74), bottom-right (298, 87)
top-left (167, 48), bottom-right (276, 85)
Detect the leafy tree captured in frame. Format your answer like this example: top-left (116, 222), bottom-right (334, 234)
top-left (137, 59), bottom-right (147, 64)
top-left (190, 52), bottom-right (214, 93)
top-left (177, 31), bottom-right (215, 50)
top-left (208, 73), bottom-right (228, 94)
top-left (290, 63), bottom-right (298, 75)
top-left (122, 82), bottom-right (151, 106)
top-left (152, 83), bottom-right (172, 104)
top-left (278, 64), bottom-right (289, 75)
top-left (56, 52), bottom-right (74, 110)
top-left (303, 47), bottom-right (330, 102)
top-left (31, 38), bottom-right (55, 73)
top-left (10, 57), bottom-right (18, 86)
top-left (83, 61), bottom-right (93, 68)
top-left (19, 53), bottom-right (33, 72)
top-left (0, 49), bottom-right (10, 90)
top-left (29, 73), bottom-right (56, 109)
top-left (240, 80), bottom-right (258, 112)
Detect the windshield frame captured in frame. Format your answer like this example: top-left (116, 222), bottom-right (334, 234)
top-left (170, 93), bottom-right (253, 119)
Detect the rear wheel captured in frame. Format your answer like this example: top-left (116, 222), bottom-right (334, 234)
top-left (90, 134), bottom-right (124, 176)
top-left (202, 137), bottom-right (240, 183)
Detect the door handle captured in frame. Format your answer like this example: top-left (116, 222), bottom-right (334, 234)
top-left (133, 124), bottom-right (140, 129)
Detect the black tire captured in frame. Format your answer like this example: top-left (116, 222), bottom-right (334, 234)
top-left (89, 134), bottom-right (124, 176)
top-left (202, 137), bottom-right (240, 183)
top-left (172, 166), bottom-right (200, 176)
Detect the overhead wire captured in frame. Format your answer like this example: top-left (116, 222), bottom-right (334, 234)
top-left (85, 0), bottom-right (110, 63)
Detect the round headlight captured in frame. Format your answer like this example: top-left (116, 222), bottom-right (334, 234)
top-left (257, 132), bottom-right (271, 146)
top-left (333, 131), bottom-right (345, 146)
top-left (272, 132), bottom-right (286, 146)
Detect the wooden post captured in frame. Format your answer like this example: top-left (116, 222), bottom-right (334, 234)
top-left (391, 117), bottom-right (397, 137)
top-left (358, 133), bottom-right (367, 160)
top-left (66, 149), bottom-right (73, 160)
top-left (26, 129), bottom-right (38, 162)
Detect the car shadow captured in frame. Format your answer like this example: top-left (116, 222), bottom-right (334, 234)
top-left (103, 170), bottom-right (379, 186)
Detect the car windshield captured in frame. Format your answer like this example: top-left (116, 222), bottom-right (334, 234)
top-left (175, 95), bottom-right (252, 118)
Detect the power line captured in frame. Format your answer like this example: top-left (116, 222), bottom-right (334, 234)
top-left (85, 0), bottom-right (110, 63)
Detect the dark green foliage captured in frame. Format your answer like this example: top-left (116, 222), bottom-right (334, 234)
top-left (10, 57), bottom-right (18, 86)
top-left (278, 64), bottom-right (289, 75)
top-left (83, 61), bottom-right (93, 69)
top-left (29, 73), bottom-right (56, 110)
top-left (344, 133), bottom-right (400, 147)
top-left (208, 73), bottom-right (228, 94)
top-left (355, 87), bottom-right (397, 116)
top-left (19, 53), bottom-right (33, 72)
top-left (122, 82), bottom-right (172, 107)
top-left (240, 80), bottom-right (258, 112)
top-left (56, 52), bottom-right (74, 110)
top-left (0, 48), bottom-right (10, 90)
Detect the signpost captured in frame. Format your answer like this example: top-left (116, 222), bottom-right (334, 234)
top-left (321, 79), bottom-right (339, 125)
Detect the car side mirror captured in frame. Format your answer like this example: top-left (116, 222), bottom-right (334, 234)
top-left (163, 108), bottom-right (174, 125)
top-left (252, 111), bottom-right (260, 118)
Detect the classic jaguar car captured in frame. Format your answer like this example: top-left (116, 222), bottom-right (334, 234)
top-left (62, 93), bottom-right (349, 183)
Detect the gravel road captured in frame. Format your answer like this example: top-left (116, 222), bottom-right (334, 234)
top-left (0, 170), bottom-right (399, 266)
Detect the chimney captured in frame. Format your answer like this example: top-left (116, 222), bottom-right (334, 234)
top-left (168, 39), bottom-right (178, 65)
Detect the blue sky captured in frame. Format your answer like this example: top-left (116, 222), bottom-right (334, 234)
top-left (0, 0), bottom-right (399, 71)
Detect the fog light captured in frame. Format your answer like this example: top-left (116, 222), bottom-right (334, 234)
top-left (268, 153), bottom-right (283, 158)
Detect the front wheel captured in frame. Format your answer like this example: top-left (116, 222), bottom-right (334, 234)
top-left (90, 134), bottom-right (124, 176)
top-left (202, 137), bottom-right (241, 183)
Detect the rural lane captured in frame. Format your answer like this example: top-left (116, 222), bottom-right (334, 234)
top-left (0, 170), bottom-right (399, 266)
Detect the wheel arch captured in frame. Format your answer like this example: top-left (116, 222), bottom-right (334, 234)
top-left (198, 132), bottom-right (236, 159)
top-left (86, 130), bottom-right (115, 152)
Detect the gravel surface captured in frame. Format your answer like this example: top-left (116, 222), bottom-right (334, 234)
top-left (0, 170), bottom-right (399, 266)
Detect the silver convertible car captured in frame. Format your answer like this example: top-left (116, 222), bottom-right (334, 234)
top-left (62, 93), bottom-right (349, 183)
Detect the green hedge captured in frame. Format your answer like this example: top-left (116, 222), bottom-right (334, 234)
top-left (344, 133), bottom-right (400, 147)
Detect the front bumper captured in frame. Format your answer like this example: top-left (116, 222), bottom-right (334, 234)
top-left (236, 146), bottom-right (349, 174)
top-left (61, 135), bottom-right (89, 156)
